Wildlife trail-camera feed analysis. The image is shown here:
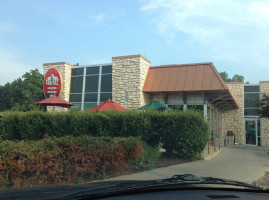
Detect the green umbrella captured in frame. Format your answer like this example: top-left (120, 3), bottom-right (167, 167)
top-left (138, 100), bottom-right (172, 111)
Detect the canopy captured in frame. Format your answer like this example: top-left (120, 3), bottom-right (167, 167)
top-left (138, 100), bottom-right (172, 111)
top-left (36, 95), bottom-right (74, 108)
top-left (89, 100), bottom-right (127, 112)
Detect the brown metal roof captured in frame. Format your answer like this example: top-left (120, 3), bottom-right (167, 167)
top-left (143, 62), bottom-right (239, 111)
top-left (143, 62), bottom-right (228, 92)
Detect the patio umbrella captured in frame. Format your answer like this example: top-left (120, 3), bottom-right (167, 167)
top-left (89, 99), bottom-right (127, 111)
top-left (36, 95), bottom-right (74, 108)
top-left (138, 100), bottom-right (172, 111)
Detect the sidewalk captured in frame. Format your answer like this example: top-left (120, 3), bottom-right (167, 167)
top-left (107, 147), bottom-right (269, 183)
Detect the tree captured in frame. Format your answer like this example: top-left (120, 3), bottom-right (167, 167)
top-left (259, 93), bottom-right (269, 118)
top-left (219, 71), bottom-right (231, 82)
top-left (0, 69), bottom-right (44, 111)
top-left (231, 74), bottom-right (244, 82)
top-left (219, 71), bottom-right (245, 82)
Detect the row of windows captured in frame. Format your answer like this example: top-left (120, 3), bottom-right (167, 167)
top-left (244, 85), bottom-right (260, 116)
top-left (71, 65), bottom-right (112, 76)
top-left (70, 93), bottom-right (112, 103)
top-left (70, 74), bottom-right (112, 93)
top-left (69, 65), bottom-right (112, 110)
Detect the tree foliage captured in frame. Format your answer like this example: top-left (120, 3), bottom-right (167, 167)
top-left (259, 93), bottom-right (269, 118)
top-left (219, 71), bottom-right (245, 82)
top-left (0, 69), bottom-right (44, 111)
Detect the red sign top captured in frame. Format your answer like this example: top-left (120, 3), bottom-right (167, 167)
top-left (43, 68), bottom-right (63, 98)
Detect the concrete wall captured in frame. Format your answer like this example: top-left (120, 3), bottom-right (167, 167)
top-left (260, 81), bottom-right (269, 146)
top-left (221, 82), bottom-right (244, 145)
top-left (112, 55), bottom-right (150, 109)
top-left (43, 62), bottom-right (73, 112)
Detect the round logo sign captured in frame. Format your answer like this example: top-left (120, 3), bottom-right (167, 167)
top-left (43, 68), bottom-right (63, 98)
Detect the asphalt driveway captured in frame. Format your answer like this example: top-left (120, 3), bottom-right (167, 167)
top-left (108, 147), bottom-right (269, 183)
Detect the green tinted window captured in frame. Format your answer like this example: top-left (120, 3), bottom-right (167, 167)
top-left (101, 74), bottom-right (112, 92)
top-left (102, 65), bottom-right (112, 74)
top-left (69, 94), bottom-right (82, 102)
top-left (83, 102), bottom-right (97, 110)
top-left (86, 67), bottom-right (99, 75)
top-left (84, 93), bottom-right (98, 102)
top-left (100, 93), bottom-right (112, 102)
top-left (70, 76), bottom-right (83, 93)
top-left (71, 68), bottom-right (84, 76)
top-left (85, 75), bottom-right (99, 92)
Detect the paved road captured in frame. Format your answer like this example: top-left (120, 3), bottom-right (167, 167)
top-left (108, 147), bottom-right (269, 183)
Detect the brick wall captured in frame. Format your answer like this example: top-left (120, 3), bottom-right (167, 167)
top-left (112, 55), bottom-right (150, 109)
top-left (260, 81), bottom-right (269, 146)
top-left (221, 82), bottom-right (244, 144)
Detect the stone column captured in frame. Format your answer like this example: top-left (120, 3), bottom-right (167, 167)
top-left (43, 62), bottom-right (73, 111)
top-left (112, 55), bottom-right (151, 109)
top-left (221, 82), bottom-right (244, 145)
top-left (260, 81), bottom-right (269, 146)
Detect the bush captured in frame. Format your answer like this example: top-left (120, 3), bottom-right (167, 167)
top-left (161, 110), bottom-right (208, 159)
top-left (0, 110), bottom-right (209, 159)
top-left (0, 136), bottom-right (145, 188)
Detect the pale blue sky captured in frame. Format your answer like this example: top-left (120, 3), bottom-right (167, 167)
top-left (0, 0), bottom-right (269, 85)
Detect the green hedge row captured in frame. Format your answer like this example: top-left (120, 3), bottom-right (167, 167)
top-left (0, 110), bottom-right (208, 158)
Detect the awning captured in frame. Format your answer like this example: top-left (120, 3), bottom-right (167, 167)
top-left (143, 62), bottom-right (239, 112)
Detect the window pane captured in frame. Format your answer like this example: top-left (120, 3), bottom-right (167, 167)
top-left (244, 109), bottom-right (259, 116)
top-left (102, 65), bottom-right (112, 74)
top-left (69, 94), bottom-right (82, 102)
top-left (70, 76), bottom-right (83, 93)
top-left (70, 104), bottom-right (81, 112)
top-left (85, 75), bottom-right (99, 92)
top-left (168, 105), bottom-right (183, 111)
top-left (187, 105), bottom-right (203, 112)
top-left (244, 93), bottom-right (260, 108)
top-left (100, 93), bottom-right (112, 102)
top-left (244, 85), bottom-right (259, 92)
top-left (84, 93), bottom-right (98, 102)
top-left (101, 74), bottom-right (112, 92)
top-left (71, 68), bottom-right (84, 76)
top-left (86, 67), bottom-right (99, 75)
top-left (84, 103), bottom-right (97, 110)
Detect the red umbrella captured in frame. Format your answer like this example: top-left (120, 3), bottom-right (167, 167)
top-left (90, 100), bottom-right (127, 112)
top-left (36, 95), bottom-right (74, 108)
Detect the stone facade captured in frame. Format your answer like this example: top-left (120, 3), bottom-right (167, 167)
top-left (43, 62), bottom-right (73, 112)
top-left (260, 81), bottom-right (269, 146)
top-left (221, 82), bottom-right (244, 145)
top-left (112, 55), bottom-right (150, 109)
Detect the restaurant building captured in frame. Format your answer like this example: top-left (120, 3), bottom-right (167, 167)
top-left (43, 54), bottom-right (269, 147)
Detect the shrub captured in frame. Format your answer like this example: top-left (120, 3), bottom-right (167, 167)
top-left (161, 110), bottom-right (208, 159)
top-left (0, 110), bottom-right (209, 159)
top-left (0, 136), bottom-right (145, 188)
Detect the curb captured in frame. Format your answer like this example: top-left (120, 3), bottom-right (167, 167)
top-left (203, 149), bottom-right (223, 160)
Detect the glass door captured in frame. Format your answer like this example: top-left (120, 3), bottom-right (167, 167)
top-left (245, 119), bottom-right (257, 145)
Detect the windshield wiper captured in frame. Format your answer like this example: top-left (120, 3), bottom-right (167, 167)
top-left (63, 174), bottom-right (262, 200)
top-left (159, 174), bottom-right (261, 190)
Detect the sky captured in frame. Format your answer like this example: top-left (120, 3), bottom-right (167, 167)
top-left (0, 0), bottom-right (269, 85)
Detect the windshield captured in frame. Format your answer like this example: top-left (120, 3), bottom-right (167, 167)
top-left (0, 0), bottom-right (269, 198)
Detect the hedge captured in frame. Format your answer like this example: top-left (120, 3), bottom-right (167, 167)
top-left (0, 136), bottom-right (157, 188)
top-left (0, 110), bottom-right (208, 158)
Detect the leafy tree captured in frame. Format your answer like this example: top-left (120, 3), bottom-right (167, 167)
top-left (219, 71), bottom-right (231, 82)
top-left (219, 71), bottom-right (245, 82)
top-left (0, 69), bottom-right (44, 111)
top-left (259, 93), bottom-right (269, 118)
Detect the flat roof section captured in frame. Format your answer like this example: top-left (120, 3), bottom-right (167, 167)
top-left (143, 62), bottom-right (239, 112)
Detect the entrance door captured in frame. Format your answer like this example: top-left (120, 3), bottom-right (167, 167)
top-left (245, 120), bottom-right (256, 145)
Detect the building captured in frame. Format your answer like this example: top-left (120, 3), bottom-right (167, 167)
top-left (43, 54), bottom-right (269, 146)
